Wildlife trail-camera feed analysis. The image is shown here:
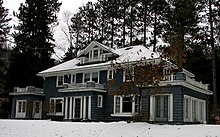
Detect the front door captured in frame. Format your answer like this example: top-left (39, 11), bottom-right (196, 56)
top-left (74, 98), bottom-right (82, 119)
top-left (155, 95), bottom-right (168, 121)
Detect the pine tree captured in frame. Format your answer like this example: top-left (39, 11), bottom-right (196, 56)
top-left (7, 0), bottom-right (61, 88)
top-left (0, 0), bottom-right (11, 118)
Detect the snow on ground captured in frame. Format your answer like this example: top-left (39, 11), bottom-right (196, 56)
top-left (0, 120), bottom-right (220, 137)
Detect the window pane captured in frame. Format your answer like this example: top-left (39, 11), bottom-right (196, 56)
top-left (84, 73), bottom-right (90, 83)
top-left (92, 72), bottom-right (98, 82)
top-left (122, 97), bottom-right (132, 113)
top-left (22, 101), bottom-right (26, 113)
top-left (58, 76), bottom-right (63, 86)
top-left (93, 49), bottom-right (98, 59)
top-left (35, 102), bottom-right (40, 113)
top-left (108, 70), bottom-right (113, 79)
top-left (115, 97), bottom-right (120, 113)
top-left (72, 74), bottom-right (75, 83)
top-left (18, 102), bottom-right (22, 113)
top-left (55, 99), bottom-right (62, 113)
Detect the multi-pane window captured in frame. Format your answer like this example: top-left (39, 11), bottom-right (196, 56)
top-left (115, 96), bottom-right (121, 113)
top-left (18, 101), bottom-right (26, 113)
top-left (92, 72), bottom-right (98, 83)
top-left (184, 95), bottom-right (206, 123)
top-left (35, 102), bottom-right (40, 113)
top-left (84, 73), bottom-right (90, 83)
top-left (93, 49), bottom-right (99, 59)
top-left (114, 96), bottom-right (138, 114)
top-left (108, 69), bottom-right (114, 80)
top-left (97, 95), bottom-right (103, 108)
top-left (122, 97), bottom-right (132, 113)
top-left (72, 74), bottom-right (75, 83)
top-left (50, 98), bottom-right (64, 115)
top-left (57, 76), bottom-right (64, 87)
top-left (83, 72), bottom-right (99, 83)
top-left (89, 48), bottom-right (100, 60)
top-left (124, 66), bottom-right (134, 82)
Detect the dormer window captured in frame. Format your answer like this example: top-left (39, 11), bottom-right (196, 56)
top-left (89, 48), bottom-right (100, 61)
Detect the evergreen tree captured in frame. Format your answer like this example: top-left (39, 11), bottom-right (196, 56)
top-left (0, 0), bottom-right (11, 118)
top-left (7, 0), bottom-right (61, 88)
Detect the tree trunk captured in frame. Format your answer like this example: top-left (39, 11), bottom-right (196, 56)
top-left (209, 0), bottom-right (218, 116)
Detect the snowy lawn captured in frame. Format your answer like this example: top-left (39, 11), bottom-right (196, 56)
top-left (0, 120), bottom-right (220, 137)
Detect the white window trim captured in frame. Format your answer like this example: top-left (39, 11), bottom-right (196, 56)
top-left (183, 95), bottom-right (206, 123)
top-left (107, 69), bottom-right (114, 80)
top-left (56, 75), bottom-right (64, 87)
top-left (15, 100), bottom-right (27, 118)
top-left (83, 71), bottom-right (99, 83)
top-left (149, 94), bottom-right (173, 122)
top-left (89, 48), bottom-right (100, 61)
top-left (111, 95), bottom-right (138, 117)
top-left (123, 67), bottom-right (134, 82)
top-left (97, 95), bottom-right (103, 108)
top-left (50, 98), bottom-right (64, 116)
top-left (33, 101), bottom-right (42, 119)
top-left (73, 96), bottom-right (83, 119)
top-left (71, 74), bottom-right (76, 83)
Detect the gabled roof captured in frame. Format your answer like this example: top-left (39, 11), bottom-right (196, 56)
top-left (77, 41), bottom-right (118, 57)
top-left (38, 41), bottom-right (160, 76)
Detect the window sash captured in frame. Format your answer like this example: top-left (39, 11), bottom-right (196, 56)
top-left (97, 95), bottom-right (103, 108)
top-left (57, 76), bottom-right (64, 87)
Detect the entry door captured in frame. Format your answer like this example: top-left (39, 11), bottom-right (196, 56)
top-left (16, 100), bottom-right (26, 118)
top-left (33, 101), bottom-right (42, 119)
top-left (74, 98), bottom-right (82, 119)
top-left (155, 95), bottom-right (168, 121)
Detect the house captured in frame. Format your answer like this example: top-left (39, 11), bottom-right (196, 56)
top-left (10, 41), bottom-right (212, 123)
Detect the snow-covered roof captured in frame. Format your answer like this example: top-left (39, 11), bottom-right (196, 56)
top-left (38, 41), bottom-right (160, 76)
top-left (115, 45), bottom-right (160, 63)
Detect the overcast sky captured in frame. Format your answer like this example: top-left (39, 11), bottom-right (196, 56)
top-left (3, 0), bottom-right (97, 17)
top-left (3, 0), bottom-right (97, 59)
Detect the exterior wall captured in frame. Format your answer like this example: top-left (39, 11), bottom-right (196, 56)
top-left (11, 95), bottom-right (44, 119)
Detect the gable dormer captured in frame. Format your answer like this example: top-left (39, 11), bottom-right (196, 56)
top-left (77, 41), bottom-right (118, 65)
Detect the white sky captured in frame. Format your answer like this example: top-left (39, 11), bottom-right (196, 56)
top-left (3, 0), bottom-right (97, 15)
top-left (3, 0), bottom-right (97, 59)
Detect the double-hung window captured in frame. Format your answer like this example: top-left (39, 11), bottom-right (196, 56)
top-left (84, 73), bottom-right (90, 83)
top-left (108, 69), bottom-right (114, 80)
top-left (57, 76), bottom-right (64, 87)
top-left (97, 95), bottom-right (103, 108)
top-left (50, 98), bottom-right (64, 116)
top-left (72, 74), bottom-right (76, 83)
top-left (113, 95), bottom-right (139, 115)
top-left (89, 48), bottom-right (100, 61)
top-left (83, 72), bottom-right (99, 83)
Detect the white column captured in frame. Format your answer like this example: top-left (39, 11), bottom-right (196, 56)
top-left (69, 97), bottom-right (73, 119)
top-left (88, 96), bottom-right (92, 119)
top-left (203, 101), bottom-right (207, 124)
top-left (149, 96), bottom-right (154, 121)
top-left (168, 94), bottom-right (173, 122)
top-left (83, 96), bottom-right (87, 120)
top-left (64, 97), bottom-right (68, 119)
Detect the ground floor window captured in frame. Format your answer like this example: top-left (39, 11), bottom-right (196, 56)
top-left (184, 95), bottom-right (206, 123)
top-left (149, 94), bottom-right (173, 122)
top-left (113, 95), bottom-right (139, 116)
top-left (49, 98), bottom-right (64, 116)
top-left (16, 100), bottom-right (26, 118)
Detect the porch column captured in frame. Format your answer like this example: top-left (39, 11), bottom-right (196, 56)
top-left (149, 96), bottom-right (154, 121)
top-left (168, 94), bottom-right (173, 122)
top-left (69, 97), bottom-right (73, 119)
top-left (203, 101), bottom-right (206, 124)
top-left (88, 96), bottom-right (91, 119)
top-left (64, 97), bottom-right (68, 120)
top-left (83, 96), bottom-right (87, 120)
